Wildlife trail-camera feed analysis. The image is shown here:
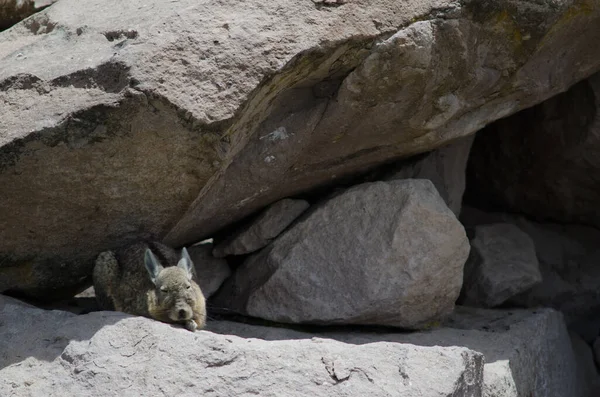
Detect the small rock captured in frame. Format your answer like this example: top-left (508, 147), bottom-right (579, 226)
top-left (212, 198), bottom-right (309, 258)
top-left (461, 207), bottom-right (600, 339)
top-left (461, 223), bottom-right (542, 308)
top-left (187, 242), bottom-right (231, 298)
top-left (214, 179), bottom-right (470, 329)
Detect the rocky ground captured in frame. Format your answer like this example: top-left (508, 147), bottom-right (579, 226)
top-left (2, 0), bottom-right (600, 396)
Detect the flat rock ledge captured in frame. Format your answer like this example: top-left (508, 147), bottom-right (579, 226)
top-left (0, 296), bottom-right (591, 397)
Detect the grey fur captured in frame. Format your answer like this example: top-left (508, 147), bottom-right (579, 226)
top-left (93, 241), bottom-right (206, 331)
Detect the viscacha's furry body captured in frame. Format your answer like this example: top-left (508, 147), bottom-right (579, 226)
top-left (93, 241), bottom-right (206, 331)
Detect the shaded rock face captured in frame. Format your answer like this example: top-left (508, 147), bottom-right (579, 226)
top-left (2, 0), bottom-right (600, 297)
top-left (571, 332), bottom-right (600, 396)
top-left (214, 179), bottom-right (470, 329)
top-left (461, 223), bottom-right (541, 308)
top-left (187, 242), bottom-right (230, 298)
top-left (466, 72), bottom-right (600, 227)
top-left (1, 295), bottom-right (593, 397)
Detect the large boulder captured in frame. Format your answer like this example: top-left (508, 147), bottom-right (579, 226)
top-left (214, 179), bottom-right (470, 329)
top-left (466, 72), bottom-right (600, 227)
top-left (461, 223), bottom-right (541, 308)
top-left (0, 295), bottom-right (485, 397)
top-left (2, 0), bottom-right (600, 297)
top-left (1, 295), bottom-right (592, 397)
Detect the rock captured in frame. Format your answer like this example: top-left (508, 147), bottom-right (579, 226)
top-left (461, 223), bottom-right (541, 308)
top-left (466, 72), bottom-right (600, 228)
top-left (212, 199), bottom-right (309, 258)
top-left (1, 295), bottom-right (591, 397)
top-left (2, 0), bottom-right (600, 297)
top-left (571, 332), bottom-right (600, 397)
top-left (187, 242), bottom-right (231, 298)
top-left (383, 135), bottom-right (474, 215)
top-left (438, 307), bottom-right (589, 397)
top-left (461, 207), bottom-right (600, 341)
top-left (0, 0), bottom-right (56, 32)
top-left (0, 295), bottom-right (485, 397)
top-left (214, 179), bottom-right (470, 329)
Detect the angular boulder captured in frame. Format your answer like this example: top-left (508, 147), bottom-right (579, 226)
top-left (466, 72), bottom-right (600, 227)
top-left (461, 223), bottom-right (541, 308)
top-left (214, 179), bottom-right (470, 329)
top-left (212, 198), bottom-right (309, 258)
top-left (0, 295), bottom-right (485, 397)
top-left (2, 0), bottom-right (600, 297)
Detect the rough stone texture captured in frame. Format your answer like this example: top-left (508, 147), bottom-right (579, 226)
top-left (187, 242), bottom-right (231, 298)
top-left (461, 207), bottom-right (600, 342)
top-left (461, 223), bottom-right (541, 308)
top-left (383, 134), bottom-right (474, 215)
top-left (211, 307), bottom-right (590, 397)
top-left (0, 0), bottom-right (57, 32)
top-left (214, 179), bottom-right (470, 329)
top-left (1, 295), bottom-right (591, 397)
top-left (212, 198), bottom-right (309, 258)
top-left (2, 0), bottom-right (600, 297)
top-left (0, 295), bottom-right (485, 397)
top-left (466, 72), bottom-right (600, 228)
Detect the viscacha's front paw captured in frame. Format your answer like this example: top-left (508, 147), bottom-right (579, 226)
top-left (184, 319), bottom-right (198, 332)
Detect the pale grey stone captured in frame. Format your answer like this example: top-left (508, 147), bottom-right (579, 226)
top-left (0, 295), bottom-right (484, 397)
top-left (1, 296), bottom-right (591, 397)
top-left (214, 179), bottom-right (469, 329)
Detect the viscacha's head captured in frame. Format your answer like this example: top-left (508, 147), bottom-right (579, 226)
top-left (144, 247), bottom-right (201, 323)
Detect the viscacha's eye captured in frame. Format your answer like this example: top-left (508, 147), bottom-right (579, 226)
top-left (186, 284), bottom-right (191, 290)
top-left (160, 286), bottom-right (168, 293)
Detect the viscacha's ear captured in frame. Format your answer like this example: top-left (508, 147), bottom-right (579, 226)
top-left (144, 249), bottom-right (163, 285)
top-left (177, 247), bottom-right (194, 280)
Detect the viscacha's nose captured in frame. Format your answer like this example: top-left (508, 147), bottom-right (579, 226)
top-left (178, 309), bottom-right (186, 319)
